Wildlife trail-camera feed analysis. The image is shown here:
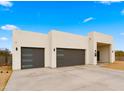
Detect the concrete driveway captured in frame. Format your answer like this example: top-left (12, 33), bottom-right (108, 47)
top-left (5, 65), bottom-right (124, 91)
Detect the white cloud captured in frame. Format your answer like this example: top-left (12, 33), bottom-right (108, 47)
top-left (120, 33), bottom-right (124, 35)
top-left (121, 9), bottom-right (124, 15)
top-left (1, 24), bottom-right (19, 31)
top-left (83, 17), bottom-right (94, 23)
top-left (0, 37), bottom-right (8, 41)
top-left (0, 1), bottom-right (13, 7)
top-left (99, 1), bottom-right (121, 5)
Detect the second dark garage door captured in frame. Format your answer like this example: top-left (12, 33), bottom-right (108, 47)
top-left (57, 48), bottom-right (85, 67)
top-left (21, 47), bottom-right (44, 69)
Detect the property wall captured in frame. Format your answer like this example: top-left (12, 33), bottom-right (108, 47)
top-left (12, 30), bottom-right (50, 70)
top-left (88, 32), bottom-right (115, 65)
top-left (49, 30), bottom-right (89, 68)
top-left (0, 55), bottom-right (12, 66)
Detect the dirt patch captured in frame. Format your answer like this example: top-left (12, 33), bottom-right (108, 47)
top-left (102, 61), bottom-right (124, 71)
top-left (0, 66), bottom-right (12, 91)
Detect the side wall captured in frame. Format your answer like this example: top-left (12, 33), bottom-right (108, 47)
top-left (49, 30), bottom-right (89, 68)
top-left (12, 30), bottom-right (50, 70)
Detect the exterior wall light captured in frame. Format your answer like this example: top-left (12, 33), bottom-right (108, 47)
top-left (95, 53), bottom-right (97, 57)
top-left (16, 47), bottom-right (18, 51)
top-left (53, 48), bottom-right (55, 52)
top-left (95, 50), bottom-right (97, 56)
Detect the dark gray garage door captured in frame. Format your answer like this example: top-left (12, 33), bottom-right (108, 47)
top-left (21, 47), bottom-right (44, 69)
top-left (57, 48), bottom-right (85, 67)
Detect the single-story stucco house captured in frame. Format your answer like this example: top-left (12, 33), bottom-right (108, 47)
top-left (12, 30), bottom-right (115, 70)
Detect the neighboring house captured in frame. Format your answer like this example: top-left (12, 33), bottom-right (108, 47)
top-left (12, 30), bottom-right (115, 70)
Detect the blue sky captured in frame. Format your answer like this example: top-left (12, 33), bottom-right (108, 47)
top-left (0, 1), bottom-right (124, 50)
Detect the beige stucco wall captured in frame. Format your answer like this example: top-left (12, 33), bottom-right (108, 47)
top-left (12, 30), bottom-right (115, 70)
top-left (97, 45), bottom-right (110, 62)
top-left (49, 30), bottom-right (89, 68)
top-left (12, 30), bottom-right (50, 70)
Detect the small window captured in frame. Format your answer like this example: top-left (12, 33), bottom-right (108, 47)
top-left (57, 54), bottom-right (64, 57)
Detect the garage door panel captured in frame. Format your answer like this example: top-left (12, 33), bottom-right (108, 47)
top-left (21, 47), bottom-right (44, 69)
top-left (57, 48), bottom-right (85, 67)
top-left (33, 49), bottom-right (44, 67)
